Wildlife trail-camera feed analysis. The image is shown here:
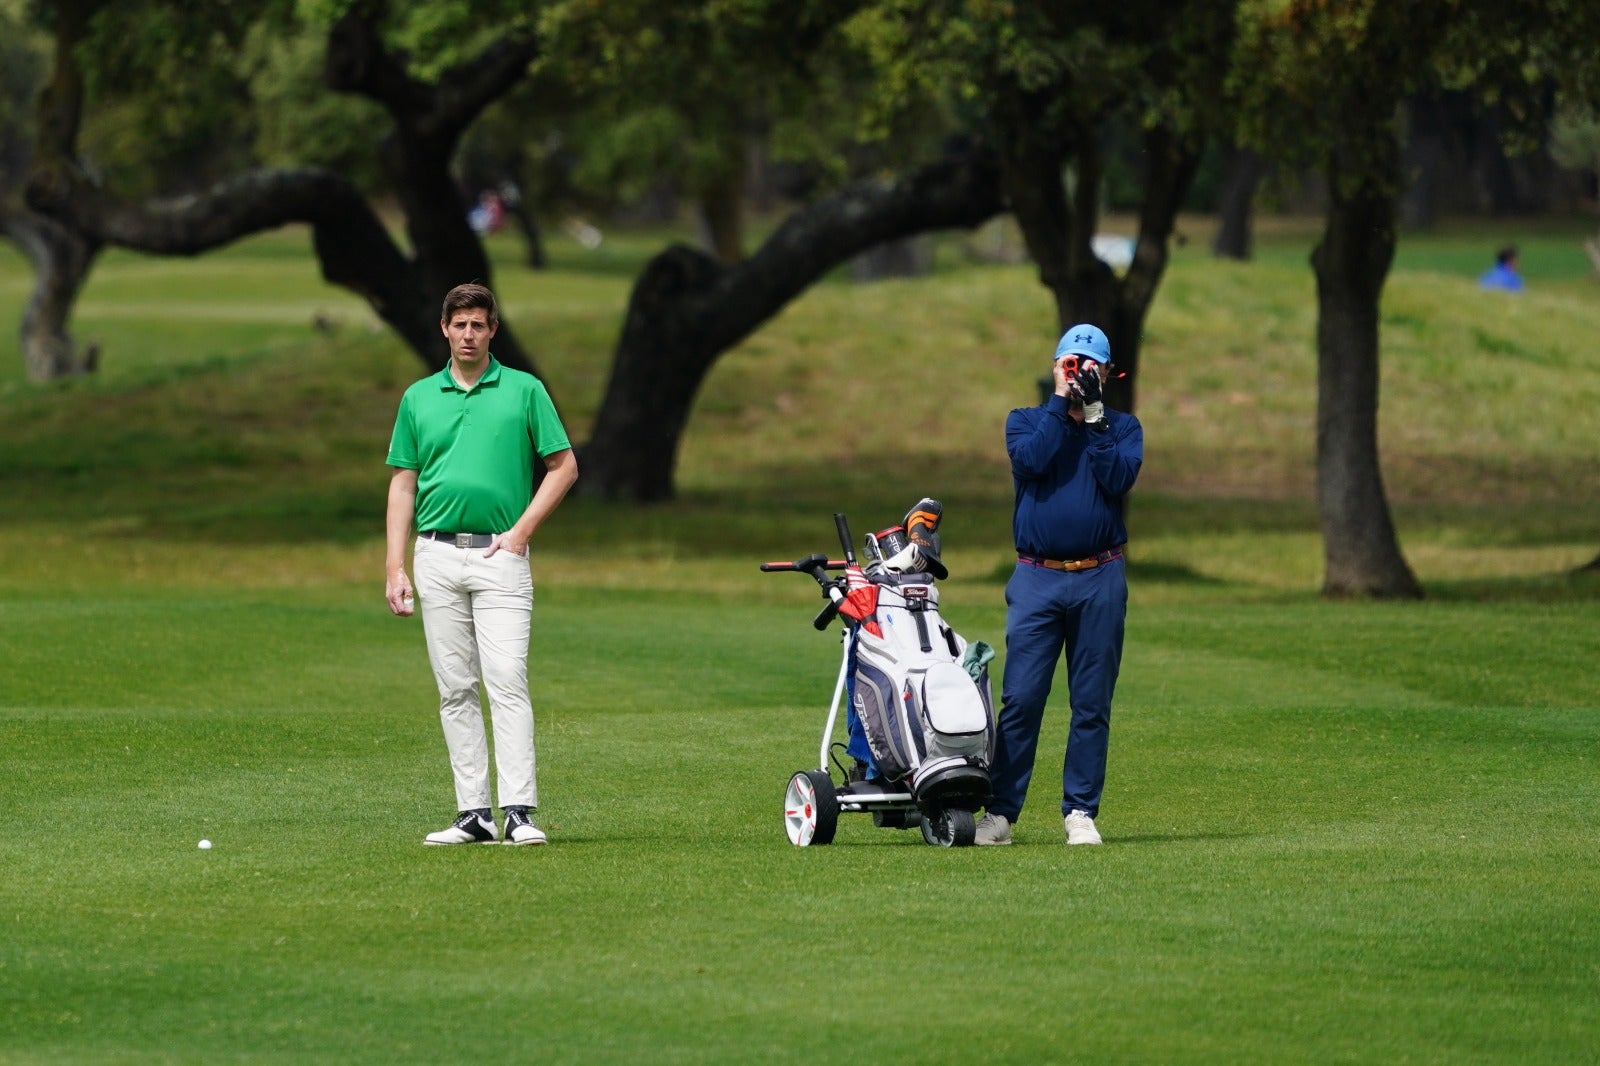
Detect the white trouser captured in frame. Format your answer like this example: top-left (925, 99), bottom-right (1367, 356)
top-left (413, 535), bottom-right (538, 811)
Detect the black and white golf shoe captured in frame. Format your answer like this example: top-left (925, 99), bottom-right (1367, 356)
top-left (424, 809), bottom-right (499, 845)
top-left (502, 807), bottom-right (548, 846)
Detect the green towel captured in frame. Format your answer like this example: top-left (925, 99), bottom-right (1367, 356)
top-left (962, 640), bottom-right (995, 681)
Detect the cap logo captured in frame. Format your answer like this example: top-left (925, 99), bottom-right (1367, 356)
top-left (1073, 333), bottom-right (1094, 344)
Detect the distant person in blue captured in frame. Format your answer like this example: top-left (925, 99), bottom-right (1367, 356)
top-left (976, 324), bottom-right (1143, 846)
top-left (1479, 245), bottom-right (1524, 292)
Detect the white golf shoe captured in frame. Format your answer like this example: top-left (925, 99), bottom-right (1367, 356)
top-left (502, 808), bottom-right (548, 846)
top-left (1064, 809), bottom-right (1102, 845)
top-left (424, 810), bottom-right (499, 845)
top-left (974, 812), bottom-right (1013, 846)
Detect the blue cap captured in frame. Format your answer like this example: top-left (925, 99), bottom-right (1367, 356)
top-left (1054, 324), bottom-right (1110, 364)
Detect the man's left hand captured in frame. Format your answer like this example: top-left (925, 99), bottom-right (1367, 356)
top-left (485, 532), bottom-right (528, 558)
top-left (1070, 363), bottom-right (1105, 423)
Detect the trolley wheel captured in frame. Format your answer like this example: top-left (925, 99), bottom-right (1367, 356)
top-left (920, 808), bottom-right (977, 848)
top-left (784, 770), bottom-right (839, 846)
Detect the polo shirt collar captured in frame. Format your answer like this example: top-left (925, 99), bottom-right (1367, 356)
top-left (437, 355), bottom-right (502, 392)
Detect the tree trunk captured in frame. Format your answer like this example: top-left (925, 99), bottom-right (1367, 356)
top-left (1471, 108), bottom-right (1546, 216)
top-left (580, 147), bottom-right (1004, 501)
top-left (1309, 173), bottom-right (1423, 599)
top-left (500, 152), bottom-right (547, 269)
top-left (29, 164), bottom-right (443, 365)
top-left (1104, 126), bottom-right (1202, 413)
top-left (22, 2), bottom-right (538, 379)
top-left (1399, 93), bottom-right (1450, 229)
top-left (997, 102), bottom-right (1198, 414)
top-left (581, 246), bottom-right (724, 500)
top-left (511, 205), bottom-right (547, 270)
top-left (324, 7), bottom-right (539, 375)
top-left (696, 163), bottom-right (746, 265)
top-left (1212, 145), bottom-right (1266, 259)
top-left (1, 209), bottom-right (101, 380)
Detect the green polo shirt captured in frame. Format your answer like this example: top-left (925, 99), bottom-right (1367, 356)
top-left (387, 357), bottom-right (571, 534)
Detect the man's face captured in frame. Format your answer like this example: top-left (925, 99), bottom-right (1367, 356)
top-left (441, 308), bottom-right (497, 366)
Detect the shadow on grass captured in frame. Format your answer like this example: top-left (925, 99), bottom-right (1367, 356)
top-left (1109, 830), bottom-right (1254, 846)
top-left (1424, 569), bottom-right (1600, 603)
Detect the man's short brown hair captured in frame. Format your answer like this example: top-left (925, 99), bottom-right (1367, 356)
top-left (441, 282), bottom-right (498, 325)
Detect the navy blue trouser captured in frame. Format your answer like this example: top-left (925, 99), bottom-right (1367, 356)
top-left (989, 557), bottom-right (1127, 821)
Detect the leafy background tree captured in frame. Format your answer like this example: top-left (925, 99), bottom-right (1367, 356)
top-left (5, 0), bottom-right (1599, 588)
top-left (1229, 0), bottom-right (1600, 598)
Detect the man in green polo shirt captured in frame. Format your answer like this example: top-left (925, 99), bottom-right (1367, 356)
top-left (385, 282), bottom-right (579, 846)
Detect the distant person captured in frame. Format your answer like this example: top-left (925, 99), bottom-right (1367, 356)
top-left (976, 324), bottom-right (1143, 847)
top-left (384, 283), bottom-right (579, 846)
top-left (1479, 245), bottom-right (1524, 292)
top-left (468, 190), bottom-right (505, 235)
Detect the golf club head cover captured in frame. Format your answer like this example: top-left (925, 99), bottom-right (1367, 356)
top-left (901, 499), bottom-right (948, 579)
top-left (881, 542), bottom-right (927, 575)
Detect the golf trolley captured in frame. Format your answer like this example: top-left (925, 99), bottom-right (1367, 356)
top-left (764, 507), bottom-right (995, 848)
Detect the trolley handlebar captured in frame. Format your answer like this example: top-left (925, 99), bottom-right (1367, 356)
top-left (761, 512), bottom-right (860, 632)
top-left (758, 552), bottom-right (849, 630)
top-left (759, 554), bottom-right (847, 573)
top-left (811, 596), bottom-right (843, 631)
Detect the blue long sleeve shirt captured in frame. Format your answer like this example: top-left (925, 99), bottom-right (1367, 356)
top-left (1006, 394), bottom-right (1143, 560)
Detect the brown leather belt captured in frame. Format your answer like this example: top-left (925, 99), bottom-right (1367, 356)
top-left (1017, 546), bottom-right (1124, 572)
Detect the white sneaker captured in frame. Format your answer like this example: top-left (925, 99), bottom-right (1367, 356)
top-left (424, 810), bottom-right (498, 845)
top-left (502, 808), bottom-right (548, 846)
top-left (974, 812), bottom-right (1013, 846)
top-left (1064, 809), bottom-right (1102, 846)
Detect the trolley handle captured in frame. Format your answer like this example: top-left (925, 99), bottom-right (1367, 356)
top-left (811, 581), bottom-right (847, 630)
top-left (759, 553), bottom-right (846, 576)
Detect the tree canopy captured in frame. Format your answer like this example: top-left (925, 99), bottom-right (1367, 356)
top-left (6, 0), bottom-right (1599, 594)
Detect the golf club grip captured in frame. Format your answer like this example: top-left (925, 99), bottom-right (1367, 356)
top-left (833, 513), bottom-right (856, 565)
top-left (812, 600), bottom-right (841, 630)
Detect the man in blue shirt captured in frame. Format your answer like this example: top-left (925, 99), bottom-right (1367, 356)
top-left (976, 324), bottom-right (1143, 846)
top-left (1478, 245), bottom-right (1523, 292)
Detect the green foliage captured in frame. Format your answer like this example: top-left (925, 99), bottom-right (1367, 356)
top-left (74, 0), bottom-right (292, 192)
top-left (246, 23), bottom-right (390, 190)
top-left (0, 1), bottom-right (45, 184)
top-left (867, 0), bottom-right (1232, 143)
top-left (535, 0), bottom-right (876, 204)
top-left (1551, 106), bottom-right (1600, 171)
top-left (1231, 0), bottom-right (1600, 193)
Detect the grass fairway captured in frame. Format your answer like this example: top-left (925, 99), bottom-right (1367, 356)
top-left (1, 221), bottom-right (1598, 1062)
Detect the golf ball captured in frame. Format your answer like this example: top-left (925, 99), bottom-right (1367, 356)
top-left (198, 839), bottom-right (212, 850)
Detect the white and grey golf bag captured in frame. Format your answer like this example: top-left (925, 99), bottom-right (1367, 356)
top-left (848, 572), bottom-right (995, 811)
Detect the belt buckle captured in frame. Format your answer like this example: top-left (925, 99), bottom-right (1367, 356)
top-left (454, 533), bottom-right (474, 549)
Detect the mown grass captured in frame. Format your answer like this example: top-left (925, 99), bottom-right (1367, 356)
top-left (0, 216), bottom-right (1597, 1062)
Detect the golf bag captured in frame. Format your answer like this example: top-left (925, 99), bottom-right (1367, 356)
top-left (846, 570), bottom-right (995, 809)
top-left (767, 502), bottom-right (994, 847)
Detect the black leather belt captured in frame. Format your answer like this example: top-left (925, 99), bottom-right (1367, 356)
top-left (420, 531), bottom-right (494, 548)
